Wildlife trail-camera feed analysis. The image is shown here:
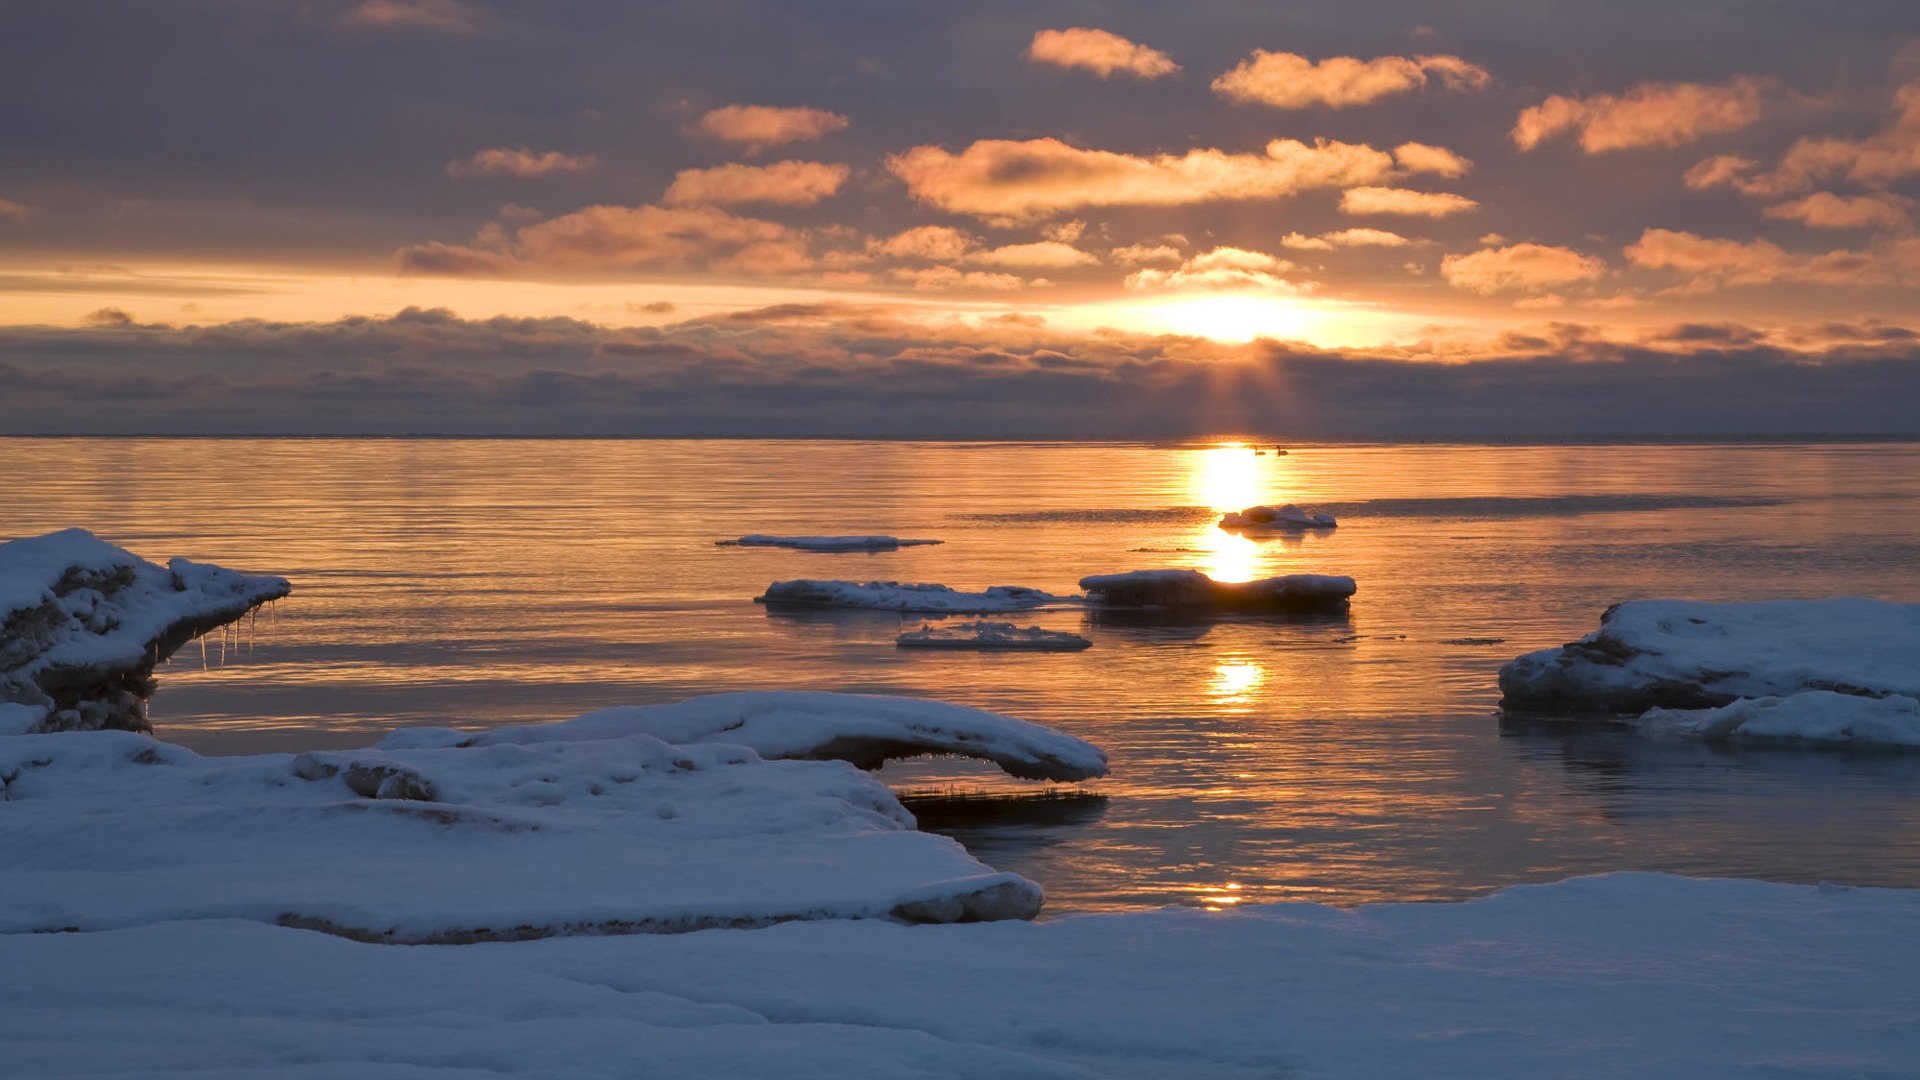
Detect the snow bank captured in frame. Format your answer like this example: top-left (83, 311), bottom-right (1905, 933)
top-left (1080, 568), bottom-right (1355, 614)
top-left (1219, 503), bottom-right (1337, 530)
top-left (757, 579), bottom-right (1066, 613)
top-left (1499, 599), bottom-right (1920, 715)
top-left (0, 528), bottom-right (290, 734)
top-left (1637, 691), bottom-right (1920, 748)
top-left (896, 621), bottom-right (1093, 652)
top-left (4, 874), bottom-right (1916, 1078)
top-left (0, 693), bottom-right (1105, 941)
top-left (717, 534), bottom-right (943, 551)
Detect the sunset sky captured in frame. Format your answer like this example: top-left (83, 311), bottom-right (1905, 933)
top-left (2, 0), bottom-right (1918, 435)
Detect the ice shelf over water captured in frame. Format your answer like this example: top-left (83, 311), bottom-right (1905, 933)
top-left (0, 528), bottom-right (290, 734)
top-left (3, 873), bottom-right (1915, 1078)
top-left (1218, 503), bottom-right (1338, 531)
top-left (1080, 568), bottom-right (1356, 614)
top-left (758, 579), bottom-right (1066, 612)
top-left (717, 535), bottom-right (943, 551)
top-left (896, 621), bottom-right (1093, 652)
top-left (0, 692), bottom-right (1106, 941)
top-left (1500, 599), bottom-right (1920, 748)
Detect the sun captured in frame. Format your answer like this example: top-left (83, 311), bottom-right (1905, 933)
top-left (1146, 294), bottom-right (1313, 343)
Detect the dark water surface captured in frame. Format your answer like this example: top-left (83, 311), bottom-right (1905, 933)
top-left (5, 438), bottom-right (1919, 911)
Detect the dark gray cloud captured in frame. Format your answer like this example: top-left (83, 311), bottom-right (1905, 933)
top-left (1, 306), bottom-right (1914, 437)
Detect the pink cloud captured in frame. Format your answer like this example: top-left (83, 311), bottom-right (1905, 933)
top-left (663, 161), bottom-right (850, 207)
top-left (1339, 187), bottom-right (1478, 217)
top-left (1513, 77), bottom-right (1769, 153)
top-left (1441, 242), bottom-right (1608, 294)
top-left (1027, 28), bottom-right (1179, 80)
top-left (0, 198), bottom-right (31, 223)
top-left (689, 105), bottom-right (850, 154)
top-left (337, 0), bottom-right (478, 35)
top-left (445, 148), bottom-right (598, 179)
top-left (1212, 50), bottom-right (1490, 109)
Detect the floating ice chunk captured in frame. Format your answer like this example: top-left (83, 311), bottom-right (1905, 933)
top-left (0, 691), bottom-right (1111, 941)
top-left (1219, 503), bottom-right (1337, 531)
top-left (717, 535), bottom-right (943, 552)
top-left (1499, 598), bottom-right (1920, 717)
top-left (0, 528), bottom-right (290, 734)
top-left (897, 621), bottom-right (1093, 653)
top-left (1079, 568), bottom-right (1355, 614)
top-left (427, 691), bottom-right (1109, 782)
top-left (757, 579), bottom-right (1066, 613)
top-left (1636, 691), bottom-right (1920, 748)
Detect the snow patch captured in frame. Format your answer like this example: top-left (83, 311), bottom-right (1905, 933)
top-left (1637, 691), bottom-right (1920, 748)
top-left (757, 579), bottom-right (1067, 613)
top-left (1219, 503), bottom-right (1338, 531)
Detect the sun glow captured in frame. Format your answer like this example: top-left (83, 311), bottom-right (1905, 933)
top-left (1148, 294), bottom-right (1312, 343)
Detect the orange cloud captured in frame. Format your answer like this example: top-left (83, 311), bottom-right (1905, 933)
top-left (395, 242), bottom-right (518, 276)
top-left (1441, 242), bottom-right (1607, 294)
top-left (1624, 227), bottom-right (1919, 288)
top-left (337, 0), bottom-right (477, 34)
top-left (1339, 187), bottom-right (1478, 217)
top-left (689, 105), bottom-right (850, 153)
top-left (1110, 243), bottom-right (1183, 265)
top-left (445, 148), bottom-right (598, 179)
top-left (1392, 142), bottom-right (1473, 178)
top-left (1123, 247), bottom-right (1305, 291)
top-left (1763, 192), bottom-right (1914, 231)
top-left (888, 137), bottom-right (1404, 222)
top-left (965, 241), bottom-right (1100, 269)
top-left (888, 266), bottom-right (1032, 291)
top-left (1281, 228), bottom-right (1412, 250)
top-left (1513, 77), bottom-right (1768, 153)
top-left (1027, 28), bottom-right (1179, 79)
top-left (1212, 50), bottom-right (1490, 109)
top-left (663, 161), bottom-right (850, 207)
top-left (398, 204), bottom-right (813, 277)
top-left (870, 225), bottom-right (975, 261)
top-left (1684, 79), bottom-right (1920, 197)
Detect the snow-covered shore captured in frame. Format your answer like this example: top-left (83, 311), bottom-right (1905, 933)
top-left (4, 873), bottom-right (1914, 1078)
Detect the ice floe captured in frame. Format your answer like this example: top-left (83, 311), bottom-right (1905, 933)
top-left (0, 692), bottom-right (1106, 941)
top-left (1218, 503), bottom-right (1338, 531)
top-left (896, 621), bottom-right (1093, 652)
top-left (757, 579), bottom-right (1066, 613)
top-left (3, 873), bottom-right (1915, 1078)
top-left (1637, 691), bottom-right (1920, 748)
top-left (1080, 568), bottom-right (1355, 614)
top-left (0, 528), bottom-right (289, 734)
top-left (717, 534), bottom-right (943, 551)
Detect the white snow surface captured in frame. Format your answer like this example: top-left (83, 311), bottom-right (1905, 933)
top-left (0, 691), bottom-right (1117, 941)
top-left (1500, 598), bottom-right (1920, 716)
top-left (896, 621), bottom-right (1093, 652)
top-left (758, 579), bottom-right (1068, 612)
top-left (1219, 503), bottom-right (1338, 530)
top-left (3, 873), bottom-right (1916, 1078)
top-left (718, 535), bottom-right (943, 551)
top-left (1637, 690), bottom-right (1920, 747)
top-left (0, 528), bottom-right (290, 732)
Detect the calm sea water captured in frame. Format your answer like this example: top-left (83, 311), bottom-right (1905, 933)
top-left (5, 438), bottom-right (1920, 912)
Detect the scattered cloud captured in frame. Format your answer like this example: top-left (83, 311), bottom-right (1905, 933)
top-left (0, 198), bottom-right (30, 223)
top-left (888, 266), bottom-right (1031, 291)
top-left (964, 241), bottom-right (1100, 269)
top-left (888, 137), bottom-right (1403, 222)
top-left (445, 148), bottom-right (598, 179)
top-left (1683, 79), bottom-right (1920, 196)
top-left (337, 0), bottom-right (478, 35)
top-left (1212, 50), bottom-right (1490, 109)
top-left (1624, 227), bottom-right (1920, 288)
top-left (1123, 247), bottom-right (1305, 291)
top-left (663, 161), bottom-right (850, 207)
top-left (1513, 77), bottom-right (1769, 153)
top-left (1281, 228), bottom-right (1412, 250)
top-left (1026, 28), bottom-right (1179, 80)
top-left (1110, 243), bottom-right (1184, 265)
top-left (1392, 142), bottom-right (1473, 178)
top-left (1441, 242), bottom-right (1608, 294)
top-left (1339, 186), bottom-right (1478, 217)
top-left (870, 225), bottom-right (975, 262)
top-left (395, 242), bottom-right (518, 276)
top-left (398, 204), bottom-right (812, 276)
top-left (688, 105), bottom-right (850, 154)
top-left (1763, 192), bottom-right (1914, 231)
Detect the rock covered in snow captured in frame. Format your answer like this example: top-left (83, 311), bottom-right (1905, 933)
top-left (1079, 568), bottom-right (1355, 614)
top-left (1499, 599), bottom-right (1920, 716)
top-left (0, 529), bottom-right (290, 734)
top-left (1219, 503), bottom-right (1338, 531)
top-left (717, 535), bottom-right (943, 552)
top-left (757, 579), bottom-right (1066, 613)
top-left (896, 621), bottom-right (1093, 652)
top-left (0, 692), bottom-right (1107, 942)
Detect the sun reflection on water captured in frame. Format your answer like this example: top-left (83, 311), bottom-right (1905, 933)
top-left (1186, 443), bottom-right (1289, 583)
top-left (1209, 657), bottom-right (1266, 703)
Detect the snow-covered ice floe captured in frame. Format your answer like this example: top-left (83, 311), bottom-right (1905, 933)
top-left (0, 692), bottom-right (1105, 942)
top-left (1080, 568), bottom-right (1355, 614)
top-left (4, 874), bottom-right (1917, 1078)
top-left (1218, 503), bottom-right (1338, 531)
top-left (897, 621), bottom-right (1092, 652)
top-left (0, 528), bottom-right (289, 735)
top-left (1500, 598), bottom-right (1920, 748)
top-left (717, 534), bottom-right (943, 552)
top-left (758, 579), bottom-right (1067, 613)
